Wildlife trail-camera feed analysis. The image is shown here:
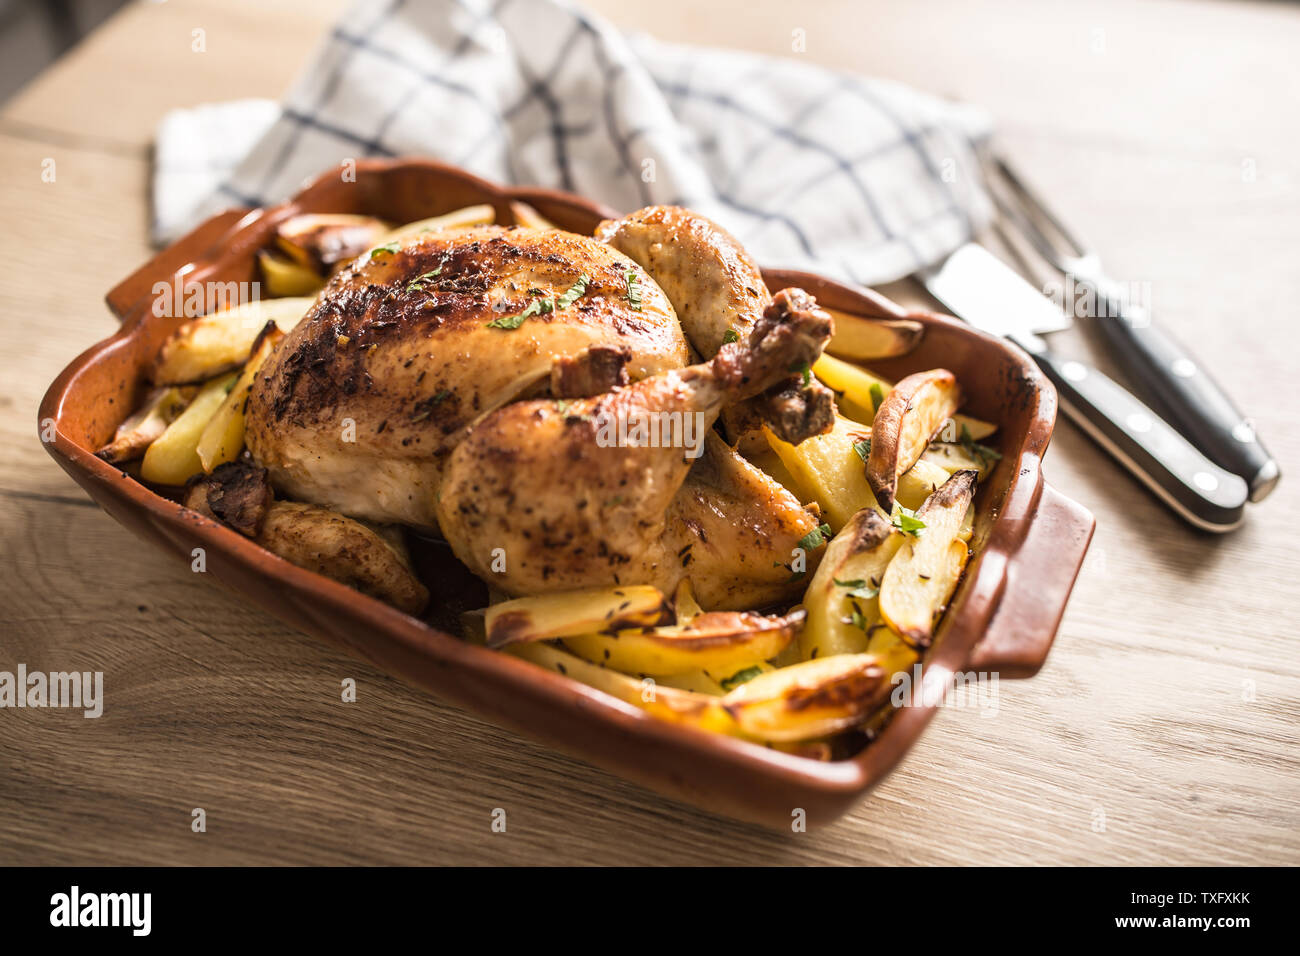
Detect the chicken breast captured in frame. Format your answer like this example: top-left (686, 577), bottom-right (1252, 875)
top-left (246, 225), bottom-right (690, 526)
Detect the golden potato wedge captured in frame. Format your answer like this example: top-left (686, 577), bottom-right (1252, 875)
top-left (824, 307), bottom-right (925, 360)
top-left (506, 641), bottom-right (741, 736)
top-left (813, 353), bottom-right (996, 441)
top-left (255, 501), bottom-right (428, 614)
top-left (95, 386), bottom-right (191, 463)
top-left (485, 585), bottom-right (671, 648)
top-left (376, 204), bottom-right (497, 245)
top-left (657, 669), bottom-right (727, 695)
top-left (921, 440), bottom-right (999, 482)
top-left (196, 323), bottom-right (284, 472)
top-left (258, 250), bottom-right (326, 298)
top-left (896, 458), bottom-right (953, 511)
top-left (139, 373), bottom-right (237, 485)
top-left (274, 214), bottom-right (389, 272)
top-left (812, 353), bottom-right (891, 423)
top-left (673, 579), bottom-right (705, 622)
top-left (879, 469), bottom-right (977, 645)
top-left (865, 625), bottom-right (924, 678)
top-left (561, 609), bottom-right (803, 677)
top-left (721, 654), bottom-right (891, 742)
top-left (866, 369), bottom-right (963, 512)
top-left (151, 296), bottom-right (315, 385)
top-left (800, 508), bottom-right (903, 660)
top-left (764, 415), bottom-right (877, 531)
top-left (510, 200), bottom-right (557, 230)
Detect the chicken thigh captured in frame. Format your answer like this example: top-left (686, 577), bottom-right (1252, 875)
top-left (436, 288), bottom-right (831, 604)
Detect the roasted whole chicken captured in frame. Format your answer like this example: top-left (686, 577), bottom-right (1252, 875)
top-left (243, 207), bottom-right (836, 610)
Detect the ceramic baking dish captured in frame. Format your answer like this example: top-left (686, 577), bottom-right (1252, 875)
top-left (39, 159), bottom-right (1094, 827)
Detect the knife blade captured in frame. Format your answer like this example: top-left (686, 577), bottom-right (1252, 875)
top-left (919, 243), bottom-right (1248, 532)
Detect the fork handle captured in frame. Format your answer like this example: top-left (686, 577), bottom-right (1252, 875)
top-left (1022, 343), bottom-right (1248, 532)
top-left (1085, 285), bottom-right (1279, 502)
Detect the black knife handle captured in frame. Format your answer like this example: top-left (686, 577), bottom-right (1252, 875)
top-left (1029, 348), bottom-right (1248, 532)
top-left (1086, 286), bottom-right (1279, 502)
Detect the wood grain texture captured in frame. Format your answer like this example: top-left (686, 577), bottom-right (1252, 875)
top-left (1, 0), bottom-right (1297, 865)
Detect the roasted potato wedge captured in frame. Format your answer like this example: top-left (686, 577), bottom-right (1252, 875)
top-left (824, 307), bottom-right (925, 360)
top-left (377, 204), bottom-right (497, 245)
top-left (258, 250), bottom-right (326, 297)
top-left (561, 609), bottom-right (804, 678)
top-left (95, 386), bottom-right (191, 463)
top-left (510, 201), bottom-right (557, 230)
top-left (864, 625), bottom-right (924, 679)
top-left (813, 353), bottom-right (995, 441)
top-left (673, 579), bottom-right (705, 622)
top-left (151, 297), bottom-right (314, 385)
top-left (139, 373), bottom-right (237, 485)
top-left (196, 323), bottom-right (284, 472)
top-left (764, 415), bottom-right (877, 531)
top-left (274, 214), bottom-right (389, 272)
top-left (879, 469), bottom-right (977, 646)
top-left (896, 458), bottom-right (955, 511)
top-left (721, 654), bottom-right (891, 742)
top-left (254, 501), bottom-right (428, 615)
top-left (485, 585), bottom-right (672, 648)
top-left (800, 509), bottom-right (903, 660)
top-left (507, 641), bottom-right (742, 736)
top-left (921, 440), bottom-right (999, 482)
top-left (866, 369), bottom-right (963, 512)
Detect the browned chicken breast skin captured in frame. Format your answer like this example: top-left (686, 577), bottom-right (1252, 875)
top-left (246, 225), bottom-right (690, 526)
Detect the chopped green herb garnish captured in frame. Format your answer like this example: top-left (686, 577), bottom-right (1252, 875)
top-left (366, 241), bottom-right (400, 261)
top-left (555, 273), bottom-right (590, 310)
top-left (852, 438), bottom-right (872, 461)
top-left (488, 276), bottom-right (586, 330)
top-left (959, 423), bottom-right (1002, 466)
top-left (850, 607), bottom-right (870, 632)
top-left (625, 271), bottom-right (642, 311)
top-left (798, 523), bottom-right (833, 550)
top-left (487, 295), bottom-right (553, 330)
top-left (554, 399), bottom-right (570, 415)
top-left (430, 389), bottom-right (451, 404)
top-left (869, 382), bottom-right (885, 413)
top-left (891, 506), bottom-right (927, 537)
top-left (722, 328), bottom-right (740, 345)
top-left (788, 361), bottom-right (812, 386)
top-left (405, 266), bottom-right (443, 291)
top-left (720, 666), bottom-right (763, 692)
top-left (833, 577), bottom-right (880, 601)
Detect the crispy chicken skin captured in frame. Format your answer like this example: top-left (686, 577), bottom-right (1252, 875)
top-left (436, 289), bottom-right (831, 605)
top-left (246, 226), bottom-right (690, 526)
top-left (245, 212), bottom-right (838, 611)
top-left (596, 205), bottom-right (770, 357)
top-left (597, 205), bottom-right (836, 443)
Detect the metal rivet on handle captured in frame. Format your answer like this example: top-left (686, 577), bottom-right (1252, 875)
top-left (1126, 412), bottom-right (1152, 433)
top-left (1193, 472), bottom-right (1220, 492)
top-left (1061, 361), bottom-right (1087, 382)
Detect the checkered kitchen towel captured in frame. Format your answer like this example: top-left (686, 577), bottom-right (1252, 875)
top-left (153, 0), bottom-right (994, 286)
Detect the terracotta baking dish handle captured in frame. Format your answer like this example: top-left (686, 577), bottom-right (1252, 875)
top-left (104, 208), bottom-right (252, 322)
top-left (967, 480), bottom-right (1095, 678)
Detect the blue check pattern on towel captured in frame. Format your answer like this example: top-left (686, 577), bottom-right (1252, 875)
top-left (154, 0), bottom-right (993, 285)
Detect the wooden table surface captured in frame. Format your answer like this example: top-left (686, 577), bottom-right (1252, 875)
top-left (2, 0), bottom-right (1297, 866)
